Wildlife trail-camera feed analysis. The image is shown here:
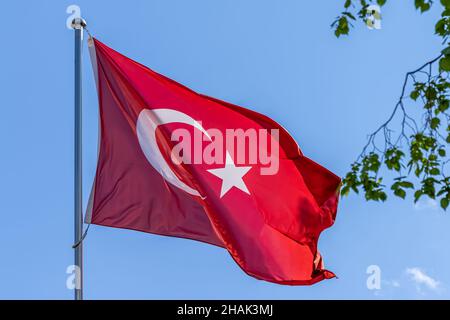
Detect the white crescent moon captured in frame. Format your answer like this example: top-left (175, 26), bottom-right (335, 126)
top-left (136, 108), bottom-right (209, 197)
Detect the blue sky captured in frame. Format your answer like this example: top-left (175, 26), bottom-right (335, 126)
top-left (1, 0), bottom-right (449, 299)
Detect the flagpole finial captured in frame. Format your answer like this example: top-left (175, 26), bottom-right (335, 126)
top-left (71, 17), bottom-right (87, 30)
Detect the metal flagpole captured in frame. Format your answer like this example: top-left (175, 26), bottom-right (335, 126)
top-left (71, 17), bottom-right (86, 300)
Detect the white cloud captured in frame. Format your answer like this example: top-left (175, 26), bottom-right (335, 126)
top-left (414, 199), bottom-right (438, 211)
top-left (391, 280), bottom-right (401, 288)
top-left (383, 279), bottom-right (400, 288)
top-left (405, 267), bottom-right (440, 292)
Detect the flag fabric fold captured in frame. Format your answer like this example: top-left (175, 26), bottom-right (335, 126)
top-left (86, 37), bottom-right (341, 285)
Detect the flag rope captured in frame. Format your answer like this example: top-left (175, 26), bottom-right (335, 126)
top-left (72, 224), bottom-right (91, 249)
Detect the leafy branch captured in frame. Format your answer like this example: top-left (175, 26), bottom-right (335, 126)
top-left (333, 0), bottom-right (450, 209)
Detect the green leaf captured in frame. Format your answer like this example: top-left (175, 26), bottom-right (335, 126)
top-left (377, 0), bottom-right (387, 6)
top-left (439, 56), bottom-right (450, 71)
top-left (341, 186), bottom-right (350, 196)
top-left (410, 90), bottom-right (420, 100)
top-left (422, 3), bottom-right (431, 12)
top-left (435, 19), bottom-right (446, 36)
top-left (442, 46), bottom-right (450, 56)
top-left (438, 148), bottom-right (446, 157)
top-left (416, 0), bottom-right (431, 12)
top-left (394, 188), bottom-right (406, 199)
top-left (441, 0), bottom-right (450, 8)
top-left (334, 16), bottom-right (350, 38)
top-left (400, 181), bottom-right (415, 189)
top-left (441, 197), bottom-right (449, 210)
top-left (430, 168), bottom-right (440, 175)
top-left (438, 99), bottom-right (449, 112)
top-left (414, 190), bottom-right (423, 202)
top-left (344, 0), bottom-right (352, 9)
top-left (430, 117), bottom-right (441, 129)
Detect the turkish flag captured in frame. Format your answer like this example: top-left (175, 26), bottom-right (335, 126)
top-left (86, 38), bottom-right (341, 285)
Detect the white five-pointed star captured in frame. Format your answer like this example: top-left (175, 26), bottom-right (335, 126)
top-left (207, 154), bottom-right (252, 198)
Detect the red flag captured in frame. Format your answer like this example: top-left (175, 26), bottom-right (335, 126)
top-left (86, 38), bottom-right (341, 285)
